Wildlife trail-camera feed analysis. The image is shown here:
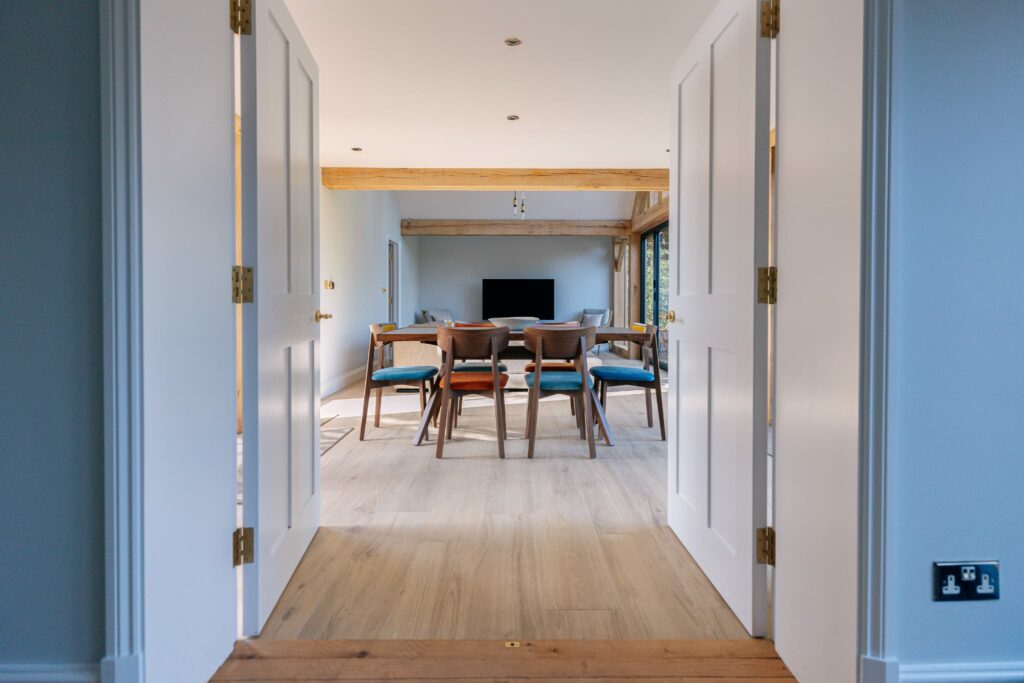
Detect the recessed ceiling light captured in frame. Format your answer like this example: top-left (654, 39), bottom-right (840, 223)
top-left (506, 114), bottom-right (520, 121)
top-left (665, 148), bottom-right (670, 152)
top-left (351, 147), bottom-right (363, 152)
top-left (504, 37), bottom-right (522, 47)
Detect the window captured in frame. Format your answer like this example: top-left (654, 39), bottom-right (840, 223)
top-left (641, 223), bottom-right (669, 368)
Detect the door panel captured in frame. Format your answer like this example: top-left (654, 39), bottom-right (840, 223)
top-left (241, 0), bottom-right (320, 635)
top-left (667, 0), bottom-right (770, 636)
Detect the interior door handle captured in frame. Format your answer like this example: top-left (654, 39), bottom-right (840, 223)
top-left (314, 310), bottom-right (333, 323)
top-left (666, 310), bottom-right (677, 323)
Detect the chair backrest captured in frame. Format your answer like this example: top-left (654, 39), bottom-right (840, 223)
top-left (436, 325), bottom-right (510, 363)
top-left (524, 325), bottom-right (597, 360)
top-left (453, 321), bottom-right (496, 328)
top-left (366, 322), bottom-right (398, 373)
top-left (630, 322), bottom-right (661, 372)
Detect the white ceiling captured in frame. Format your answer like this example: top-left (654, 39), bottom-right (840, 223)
top-left (396, 191), bottom-right (634, 220)
top-left (285, 0), bottom-right (716, 168)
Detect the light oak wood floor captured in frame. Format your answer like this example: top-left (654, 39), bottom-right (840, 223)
top-left (213, 639), bottom-right (794, 681)
top-left (259, 383), bottom-right (748, 641)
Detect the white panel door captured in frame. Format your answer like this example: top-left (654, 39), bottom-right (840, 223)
top-left (666, 0), bottom-right (770, 636)
top-left (240, 0), bottom-right (321, 634)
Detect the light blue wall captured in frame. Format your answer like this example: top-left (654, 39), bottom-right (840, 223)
top-left (320, 189), bottom-right (419, 394)
top-left (0, 0), bottom-right (105, 667)
top-left (888, 0), bottom-right (1024, 666)
top-left (416, 236), bottom-right (612, 323)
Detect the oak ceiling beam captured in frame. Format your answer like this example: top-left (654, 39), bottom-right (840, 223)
top-left (631, 194), bottom-right (670, 233)
top-left (401, 219), bottom-right (631, 238)
top-left (323, 167), bottom-right (669, 191)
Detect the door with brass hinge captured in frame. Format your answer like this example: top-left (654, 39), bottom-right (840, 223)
top-left (666, 0), bottom-right (772, 637)
top-left (240, 0), bottom-right (321, 636)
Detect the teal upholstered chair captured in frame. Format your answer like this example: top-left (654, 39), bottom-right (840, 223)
top-left (360, 323), bottom-right (439, 440)
top-left (590, 323), bottom-right (665, 440)
top-left (523, 325), bottom-right (611, 459)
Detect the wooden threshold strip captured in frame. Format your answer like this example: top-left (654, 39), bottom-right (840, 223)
top-left (321, 168), bottom-right (669, 191)
top-left (400, 219), bottom-right (630, 238)
top-left (211, 639), bottom-right (795, 681)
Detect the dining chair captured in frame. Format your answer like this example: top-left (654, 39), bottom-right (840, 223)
top-left (449, 322), bottom-right (508, 422)
top-left (360, 323), bottom-right (439, 440)
top-left (523, 325), bottom-right (610, 459)
top-left (433, 325), bottom-right (511, 459)
top-left (590, 323), bottom-right (666, 440)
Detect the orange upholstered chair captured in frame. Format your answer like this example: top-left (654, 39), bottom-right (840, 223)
top-left (430, 325), bottom-right (511, 459)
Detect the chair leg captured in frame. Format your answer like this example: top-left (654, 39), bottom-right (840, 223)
top-left (569, 397), bottom-right (576, 416)
top-left (580, 388), bottom-right (596, 459)
top-left (600, 380), bottom-right (608, 408)
top-left (645, 388), bottom-right (654, 427)
top-left (492, 391), bottom-right (506, 459)
top-left (498, 388), bottom-right (508, 440)
top-left (419, 382), bottom-right (426, 414)
top-left (446, 393), bottom-right (456, 439)
top-left (458, 395), bottom-right (463, 415)
top-left (435, 386), bottom-right (452, 459)
top-left (359, 380), bottom-right (373, 440)
top-left (527, 386), bottom-right (541, 459)
top-left (654, 383), bottom-right (667, 441)
top-left (374, 387), bottom-right (383, 427)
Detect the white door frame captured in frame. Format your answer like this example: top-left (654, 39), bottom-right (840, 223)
top-left (100, 0), bottom-right (145, 680)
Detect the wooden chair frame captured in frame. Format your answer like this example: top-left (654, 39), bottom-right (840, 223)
top-left (430, 326), bottom-right (511, 459)
top-left (593, 323), bottom-right (666, 440)
top-left (360, 323), bottom-right (437, 440)
top-left (523, 326), bottom-right (613, 459)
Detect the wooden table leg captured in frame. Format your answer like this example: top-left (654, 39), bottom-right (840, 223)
top-left (590, 386), bottom-right (615, 447)
top-left (413, 387), bottom-right (441, 446)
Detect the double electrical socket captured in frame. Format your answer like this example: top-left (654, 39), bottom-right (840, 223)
top-left (933, 561), bottom-right (1000, 601)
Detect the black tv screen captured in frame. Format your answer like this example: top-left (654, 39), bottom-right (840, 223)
top-left (482, 279), bottom-right (554, 320)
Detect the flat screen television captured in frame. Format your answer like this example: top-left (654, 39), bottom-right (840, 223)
top-left (482, 279), bottom-right (554, 320)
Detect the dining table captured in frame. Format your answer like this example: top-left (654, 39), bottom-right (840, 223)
top-left (377, 325), bottom-right (652, 447)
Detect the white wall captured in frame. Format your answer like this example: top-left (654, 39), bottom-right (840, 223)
top-left (0, 2), bottom-right (105, 674)
top-left (416, 236), bottom-right (612, 322)
top-left (773, 0), bottom-right (863, 681)
top-left (320, 189), bottom-right (419, 395)
top-left (885, 0), bottom-right (1024, 675)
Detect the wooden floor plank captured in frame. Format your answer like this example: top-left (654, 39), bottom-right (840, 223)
top-left (261, 384), bottom-right (747, 641)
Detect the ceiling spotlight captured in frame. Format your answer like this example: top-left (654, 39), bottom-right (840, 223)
top-left (506, 114), bottom-right (520, 121)
top-left (351, 147), bottom-right (363, 152)
top-left (504, 37), bottom-right (522, 47)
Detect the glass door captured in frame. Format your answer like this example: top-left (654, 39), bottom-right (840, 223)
top-left (641, 223), bottom-right (670, 369)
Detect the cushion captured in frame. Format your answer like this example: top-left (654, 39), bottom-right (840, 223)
top-left (371, 365), bottom-right (438, 382)
top-left (422, 309), bottom-right (454, 323)
top-left (525, 371), bottom-right (593, 391)
top-left (440, 372), bottom-right (509, 391)
top-left (590, 365), bottom-right (656, 383)
top-left (524, 362), bottom-right (576, 373)
top-left (580, 312), bottom-right (605, 328)
top-left (453, 362), bottom-right (508, 373)
top-left (583, 308), bottom-right (611, 326)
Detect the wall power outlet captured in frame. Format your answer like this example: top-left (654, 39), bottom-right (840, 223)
top-left (933, 561), bottom-right (1000, 602)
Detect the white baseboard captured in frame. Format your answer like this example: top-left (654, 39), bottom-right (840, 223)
top-left (862, 655), bottom-right (899, 683)
top-left (99, 655), bottom-right (141, 683)
top-left (321, 365), bottom-right (366, 398)
top-left (901, 661), bottom-right (1024, 682)
top-left (0, 664), bottom-right (100, 683)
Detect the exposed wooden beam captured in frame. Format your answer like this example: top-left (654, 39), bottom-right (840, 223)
top-left (400, 219), bottom-right (630, 238)
top-left (323, 167), bottom-right (669, 191)
top-left (631, 195), bottom-right (669, 233)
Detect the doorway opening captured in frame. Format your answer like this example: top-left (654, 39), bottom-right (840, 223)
top-left (640, 222), bottom-right (670, 370)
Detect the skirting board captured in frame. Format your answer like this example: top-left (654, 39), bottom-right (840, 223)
top-left (321, 365), bottom-right (366, 398)
top-left (0, 664), bottom-right (99, 683)
top-left (861, 656), bottom-right (899, 683)
top-left (900, 661), bottom-right (1024, 682)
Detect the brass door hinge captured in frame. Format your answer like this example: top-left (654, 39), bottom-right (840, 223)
top-left (756, 527), bottom-right (776, 566)
top-left (230, 0), bottom-right (252, 35)
top-left (232, 265), bottom-right (254, 304)
top-left (757, 266), bottom-right (778, 304)
top-left (233, 527), bottom-right (254, 566)
top-left (760, 0), bottom-right (780, 38)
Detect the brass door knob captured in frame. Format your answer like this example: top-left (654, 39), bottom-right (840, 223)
top-left (666, 310), bottom-right (677, 323)
top-left (314, 310), bottom-right (333, 323)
